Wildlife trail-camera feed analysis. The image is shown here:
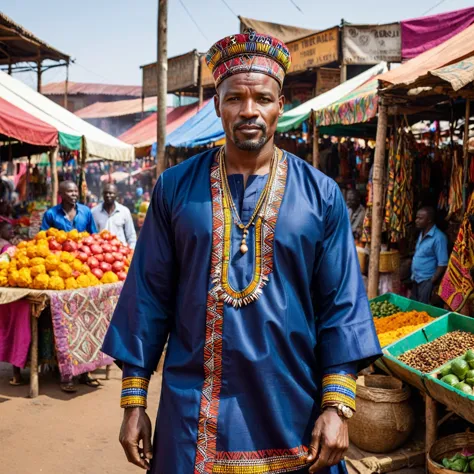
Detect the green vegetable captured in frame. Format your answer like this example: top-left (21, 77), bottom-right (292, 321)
top-left (449, 457), bottom-right (468, 472)
top-left (452, 359), bottom-right (470, 380)
top-left (469, 360), bottom-right (474, 370)
top-left (466, 369), bottom-right (474, 380)
top-left (441, 374), bottom-right (460, 386)
top-left (440, 364), bottom-right (453, 378)
top-left (466, 377), bottom-right (474, 387)
top-left (454, 382), bottom-right (473, 395)
top-left (465, 349), bottom-right (474, 362)
top-left (469, 459), bottom-right (474, 472)
top-left (443, 458), bottom-right (451, 468)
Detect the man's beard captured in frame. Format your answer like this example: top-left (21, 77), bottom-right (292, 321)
top-left (232, 120), bottom-right (268, 151)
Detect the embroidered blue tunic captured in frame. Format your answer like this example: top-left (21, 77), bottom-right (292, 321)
top-left (102, 149), bottom-right (381, 474)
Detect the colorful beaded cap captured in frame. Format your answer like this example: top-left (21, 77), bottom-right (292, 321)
top-left (206, 29), bottom-right (292, 88)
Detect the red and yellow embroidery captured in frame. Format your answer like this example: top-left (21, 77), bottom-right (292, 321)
top-left (194, 150), bottom-right (288, 474)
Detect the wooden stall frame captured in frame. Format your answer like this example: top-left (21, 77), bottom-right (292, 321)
top-left (312, 123), bottom-right (320, 169)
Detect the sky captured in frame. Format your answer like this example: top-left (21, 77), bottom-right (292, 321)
top-left (2, 0), bottom-right (473, 89)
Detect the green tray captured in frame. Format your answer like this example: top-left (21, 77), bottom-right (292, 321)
top-left (383, 313), bottom-right (474, 423)
top-left (370, 293), bottom-right (449, 318)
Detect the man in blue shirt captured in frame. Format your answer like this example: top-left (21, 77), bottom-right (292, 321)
top-left (41, 181), bottom-right (97, 234)
top-left (411, 206), bottom-right (448, 304)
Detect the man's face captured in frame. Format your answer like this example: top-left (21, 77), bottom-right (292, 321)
top-left (103, 186), bottom-right (117, 206)
top-left (214, 72), bottom-right (284, 152)
top-left (415, 210), bottom-right (430, 230)
top-left (346, 192), bottom-right (360, 211)
top-left (60, 183), bottom-right (78, 206)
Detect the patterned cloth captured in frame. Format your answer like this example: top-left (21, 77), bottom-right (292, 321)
top-left (206, 30), bottom-right (291, 88)
top-left (438, 192), bottom-right (474, 311)
top-left (49, 283), bottom-right (120, 379)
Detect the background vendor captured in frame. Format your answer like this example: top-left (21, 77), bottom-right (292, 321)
top-left (40, 180), bottom-right (98, 392)
top-left (346, 189), bottom-right (365, 241)
top-left (411, 206), bottom-right (448, 304)
top-left (41, 181), bottom-right (97, 234)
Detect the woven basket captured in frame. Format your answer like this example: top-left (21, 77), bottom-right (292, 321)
top-left (379, 250), bottom-right (400, 273)
top-left (348, 375), bottom-right (415, 453)
top-left (428, 432), bottom-right (474, 474)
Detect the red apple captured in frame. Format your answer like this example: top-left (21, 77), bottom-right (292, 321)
top-left (87, 256), bottom-right (99, 269)
top-left (62, 239), bottom-right (78, 253)
top-left (49, 239), bottom-right (62, 251)
top-left (100, 262), bottom-right (112, 272)
top-left (104, 253), bottom-right (115, 264)
top-left (110, 239), bottom-right (121, 247)
top-left (91, 268), bottom-right (104, 280)
top-left (117, 271), bottom-right (127, 281)
top-left (95, 253), bottom-right (104, 262)
top-left (112, 261), bottom-right (125, 273)
top-left (83, 236), bottom-right (94, 246)
top-left (102, 243), bottom-right (113, 253)
top-left (119, 247), bottom-right (129, 256)
top-left (112, 252), bottom-right (124, 262)
top-left (77, 252), bottom-right (88, 263)
top-left (81, 245), bottom-right (92, 256)
top-left (90, 244), bottom-right (103, 255)
top-left (110, 246), bottom-right (118, 252)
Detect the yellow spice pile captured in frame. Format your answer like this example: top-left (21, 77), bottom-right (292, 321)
top-left (374, 311), bottom-right (435, 347)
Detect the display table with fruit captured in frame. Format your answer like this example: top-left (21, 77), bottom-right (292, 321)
top-left (0, 229), bottom-right (132, 398)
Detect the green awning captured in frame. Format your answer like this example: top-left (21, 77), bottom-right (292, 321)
top-left (59, 132), bottom-right (81, 151)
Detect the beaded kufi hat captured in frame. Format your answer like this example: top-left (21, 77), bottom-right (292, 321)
top-left (206, 29), bottom-right (292, 89)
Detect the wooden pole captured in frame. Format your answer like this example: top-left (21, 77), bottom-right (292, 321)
top-left (425, 395), bottom-right (438, 451)
top-left (50, 147), bottom-right (59, 206)
top-left (340, 64), bottom-right (347, 83)
top-left (462, 100), bottom-right (471, 212)
top-left (37, 54), bottom-right (42, 93)
top-left (312, 122), bottom-right (320, 169)
top-left (64, 62), bottom-right (69, 110)
top-left (368, 101), bottom-right (388, 299)
top-left (7, 60), bottom-right (12, 75)
top-left (29, 312), bottom-right (39, 398)
top-left (156, 0), bottom-right (168, 180)
top-left (79, 139), bottom-right (87, 203)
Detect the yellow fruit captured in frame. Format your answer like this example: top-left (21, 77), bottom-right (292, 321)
top-left (0, 261), bottom-right (9, 271)
top-left (72, 259), bottom-right (83, 272)
top-left (32, 274), bottom-right (49, 290)
top-left (30, 257), bottom-right (45, 267)
top-left (60, 251), bottom-right (75, 264)
top-left (17, 241), bottom-right (28, 249)
top-left (57, 263), bottom-right (72, 279)
top-left (35, 231), bottom-right (47, 241)
top-left (46, 228), bottom-right (58, 237)
top-left (65, 277), bottom-right (79, 290)
top-left (79, 232), bottom-right (89, 239)
top-left (17, 255), bottom-right (30, 269)
top-left (101, 271), bottom-right (119, 284)
top-left (67, 229), bottom-right (80, 241)
top-left (87, 273), bottom-right (99, 286)
top-left (36, 245), bottom-right (50, 258)
top-left (30, 264), bottom-right (46, 278)
top-left (76, 274), bottom-right (90, 288)
top-left (0, 275), bottom-right (8, 287)
top-left (8, 270), bottom-right (19, 286)
top-left (55, 231), bottom-right (67, 244)
top-left (17, 267), bottom-right (32, 288)
top-left (0, 269), bottom-right (7, 277)
top-left (48, 276), bottom-right (65, 290)
top-left (45, 255), bottom-right (60, 272)
top-left (49, 270), bottom-right (59, 277)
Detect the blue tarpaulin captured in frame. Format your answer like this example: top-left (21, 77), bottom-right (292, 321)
top-left (165, 100), bottom-right (224, 148)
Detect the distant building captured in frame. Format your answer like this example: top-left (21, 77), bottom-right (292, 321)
top-left (42, 81), bottom-right (142, 113)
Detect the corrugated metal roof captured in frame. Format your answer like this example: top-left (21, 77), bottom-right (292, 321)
top-left (0, 12), bottom-right (70, 64)
top-left (42, 81), bottom-right (142, 97)
top-left (75, 97), bottom-right (158, 119)
top-left (239, 16), bottom-right (318, 43)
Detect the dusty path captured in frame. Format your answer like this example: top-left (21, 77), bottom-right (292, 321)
top-left (0, 361), bottom-right (162, 474)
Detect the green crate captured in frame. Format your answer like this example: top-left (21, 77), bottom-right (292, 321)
top-left (383, 313), bottom-right (474, 423)
top-left (370, 293), bottom-right (449, 318)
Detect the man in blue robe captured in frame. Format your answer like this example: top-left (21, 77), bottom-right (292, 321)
top-left (102, 30), bottom-right (381, 474)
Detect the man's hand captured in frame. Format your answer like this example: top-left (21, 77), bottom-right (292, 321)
top-left (306, 408), bottom-right (349, 473)
top-left (119, 407), bottom-right (153, 470)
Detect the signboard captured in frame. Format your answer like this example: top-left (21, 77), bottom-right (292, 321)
top-left (287, 27), bottom-right (339, 73)
top-left (342, 24), bottom-right (401, 65)
top-left (142, 50), bottom-right (200, 97)
top-left (200, 55), bottom-right (215, 88)
top-left (316, 68), bottom-right (340, 95)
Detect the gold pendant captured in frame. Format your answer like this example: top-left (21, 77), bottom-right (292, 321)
top-left (240, 243), bottom-right (249, 254)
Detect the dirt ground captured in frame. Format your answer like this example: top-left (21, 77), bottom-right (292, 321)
top-left (0, 361), bottom-right (162, 474)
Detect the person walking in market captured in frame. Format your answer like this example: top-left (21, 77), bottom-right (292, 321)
top-left (41, 180), bottom-right (99, 392)
top-left (345, 189), bottom-right (365, 241)
top-left (102, 30), bottom-right (381, 474)
top-left (92, 184), bottom-right (137, 249)
top-left (411, 206), bottom-right (449, 304)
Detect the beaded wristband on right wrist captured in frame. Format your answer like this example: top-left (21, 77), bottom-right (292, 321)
top-left (120, 377), bottom-right (150, 408)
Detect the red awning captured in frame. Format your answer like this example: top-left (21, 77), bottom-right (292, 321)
top-left (119, 101), bottom-right (209, 148)
top-left (0, 96), bottom-right (58, 146)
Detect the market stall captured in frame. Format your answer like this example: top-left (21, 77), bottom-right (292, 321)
top-left (0, 229), bottom-right (132, 397)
